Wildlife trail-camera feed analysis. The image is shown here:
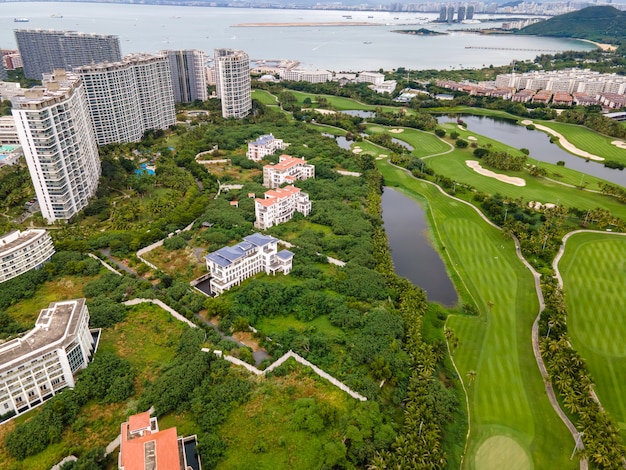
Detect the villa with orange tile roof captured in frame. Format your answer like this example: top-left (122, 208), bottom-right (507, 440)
top-left (246, 133), bottom-right (287, 161)
top-left (255, 185), bottom-right (311, 230)
top-left (263, 155), bottom-right (315, 189)
top-left (119, 411), bottom-right (201, 470)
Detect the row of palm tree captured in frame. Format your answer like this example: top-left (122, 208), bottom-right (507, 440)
top-left (540, 281), bottom-right (625, 468)
top-left (363, 170), bottom-right (449, 469)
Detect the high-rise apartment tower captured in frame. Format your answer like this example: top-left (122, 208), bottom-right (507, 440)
top-left (214, 48), bottom-right (251, 119)
top-left (11, 71), bottom-right (100, 223)
top-left (161, 49), bottom-right (208, 103)
top-left (15, 29), bottom-right (121, 80)
top-left (75, 53), bottom-right (176, 145)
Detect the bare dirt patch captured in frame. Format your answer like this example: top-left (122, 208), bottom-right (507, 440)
top-left (466, 160), bottom-right (526, 186)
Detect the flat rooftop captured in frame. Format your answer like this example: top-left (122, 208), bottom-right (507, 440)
top-left (0, 229), bottom-right (45, 257)
top-left (0, 299), bottom-right (86, 374)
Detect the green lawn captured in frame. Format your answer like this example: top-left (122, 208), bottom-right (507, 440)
top-left (256, 314), bottom-right (343, 339)
top-left (557, 232), bottom-right (626, 437)
top-left (377, 159), bottom-right (574, 469)
top-left (423, 127), bottom-right (626, 221)
top-left (252, 89), bottom-right (280, 106)
top-left (365, 125), bottom-right (452, 159)
top-left (428, 107), bottom-right (524, 122)
top-left (536, 120), bottom-right (626, 166)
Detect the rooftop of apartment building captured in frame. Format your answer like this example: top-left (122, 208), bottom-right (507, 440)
top-left (0, 299), bottom-right (86, 374)
top-left (10, 70), bottom-right (79, 109)
top-left (266, 155), bottom-right (308, 171)
top-left (0, 229), bottom-right (46, 257)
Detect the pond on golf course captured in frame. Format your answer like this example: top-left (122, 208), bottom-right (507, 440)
top-left (437, 114), bottom-right (625, 187)
top-left (381, 186), bottom-right (458, 307)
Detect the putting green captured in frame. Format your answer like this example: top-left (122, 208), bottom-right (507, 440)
top-left (475, 435), bottom-right (531, 470)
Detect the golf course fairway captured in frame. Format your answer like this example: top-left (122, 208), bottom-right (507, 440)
top-left (377, 158), bottom-right (575, 469)
top-left (557, 232), bottom-right (626, 439)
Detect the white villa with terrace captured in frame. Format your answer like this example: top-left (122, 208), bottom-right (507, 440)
top-left (255, 185), bottom-right (311, 230)
top-left (246, 134), bottom-right (287, 161)
top-left (263, 155), bottom-right (315, 189)
top-left (204, 233), bottom-right (294, 296)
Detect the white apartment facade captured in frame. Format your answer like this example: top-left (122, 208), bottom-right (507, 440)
top-left (214, 48), bottom-right (252, 119)
top-left (0, 115), bottom-right (19, 144)
top-left (76, 53), bottom-right (176, 145)
top-left (282, 69), bottom-right (332, 83)
top-left (357, 71), bottom-right (385, 86)
top-left (204, 233), bottom-right (294, 295)
top-left (495, 69), bottom-right (626, 95)
top-left (255, 185), bottom-right (311, 230)
top-left (0, 229), bottom-right (55, 283)
top-left (0, 299), bottom-right (94, 417)
top-left (11, 71), bottom-right (101, 223)
top-left (263, 155), bottom-right (315, 188)
top-left (247, 134), bottom-right (286, 161)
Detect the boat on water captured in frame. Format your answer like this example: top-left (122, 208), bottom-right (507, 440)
top-left (14, 18), bottom-right (29, 22)
top-left (50, 13), bottom-right (63, 18)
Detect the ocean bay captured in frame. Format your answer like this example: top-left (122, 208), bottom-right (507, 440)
top-left (0, 2), bottom-right (595, 71)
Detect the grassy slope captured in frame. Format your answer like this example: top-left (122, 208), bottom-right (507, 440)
top-left (377, 159), bottom-right (572, 469)
top-left (558, 232), bottom-right (626, 436)
top-left (252, 89), bottom-right (280, 106)
top-left (364, 125), bottom-right (452, 159)
top-left (535, 120), bottom-right (626, 167)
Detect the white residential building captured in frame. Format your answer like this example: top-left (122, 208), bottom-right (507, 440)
top-left (0, 116), bottom-right (19, 145)
top-left (246, 134), bottom-right (286, 161)
top-left (161, 49), bottom-right (208, 103)
top-left (11, 70), bottom-right (101, 223)
top-left (204, 233), bottom-right (294, 295)
top-left (255, 185), bottom-right (311, 230)
top-left (357, 71), bottom-right (385, 86)
top-left (0, 230), bottom-right (55, 283)
top-left (0, 299), bottom-right (94, 417)
top-left (371, 80), bottom-right (397, 94)
top-left (214, 48), bottom-right (251, 119)
top-left (263, 155), bottom-right (315, 188)
top-left (495, 69), bottom-right (626, 96)
top-left (282, 69), bottom-right (332, 83)
top-left (76, 53), bottom-right (176, 145)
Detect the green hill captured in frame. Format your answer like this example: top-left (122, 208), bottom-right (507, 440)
top-left (519, 6), bottom-right (626, 43)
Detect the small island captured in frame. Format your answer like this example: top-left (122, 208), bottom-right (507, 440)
top-left (393, 28), bottom-right (447, 36)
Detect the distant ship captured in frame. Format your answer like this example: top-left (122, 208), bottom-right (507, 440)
top-left (50, 14), bottom-right (63, 18)
top-left (14, 18), bottom-right (30, 22)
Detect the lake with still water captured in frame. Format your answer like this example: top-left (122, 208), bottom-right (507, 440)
top-left (381, 186), bottom-right (458, 306)
top-left (438, 114), bottom-right (626, 186)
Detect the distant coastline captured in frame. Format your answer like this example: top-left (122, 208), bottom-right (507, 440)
top-left (232, 21), bottom-right (383, 27)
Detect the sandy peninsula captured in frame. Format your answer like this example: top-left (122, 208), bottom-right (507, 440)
top-left (521, 120), bottom-right (604, 161)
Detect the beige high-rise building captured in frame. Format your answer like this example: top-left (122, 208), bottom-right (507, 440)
top-left (214, 48), bottom-right (251, 119)
top-left (11, 71), bottom-right (100, 223)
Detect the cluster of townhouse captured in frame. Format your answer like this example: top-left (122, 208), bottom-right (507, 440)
top-left (436, 69), bottom-right (626, 110)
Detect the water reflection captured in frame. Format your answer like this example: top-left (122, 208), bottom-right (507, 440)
top-left (382, 187), bottom-right (458, 307)
top-left (438, 115), bottom-right (625, 186)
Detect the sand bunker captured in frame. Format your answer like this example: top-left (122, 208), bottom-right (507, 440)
top-left (312, 108), bottom-right (336, 115)
top-left (611, 140), bottom-right (626, 150)
top-left (389, 128), bottom-right (404, 134)
top-left (468, 136), bottom-right (477, 141)
top-left (466, 160), bottom-right (526, 186)
top-left (377, 154), bottom-right (388, 159)
top-left (352, 147), bottom-right (363, 154)
top-left (529, 201), bottom-right (556, 210)
top-left (521, 120), bottom-right (604, 161)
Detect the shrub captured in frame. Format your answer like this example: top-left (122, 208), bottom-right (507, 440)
top-left (434, 128), bottom-right (446, 138)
